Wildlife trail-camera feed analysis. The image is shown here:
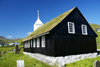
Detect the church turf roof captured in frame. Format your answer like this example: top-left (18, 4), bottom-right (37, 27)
top-left (23, 7), bottom-right (75, 42)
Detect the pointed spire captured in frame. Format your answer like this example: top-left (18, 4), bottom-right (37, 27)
top-left (37, 10), bottom-right (39, 19)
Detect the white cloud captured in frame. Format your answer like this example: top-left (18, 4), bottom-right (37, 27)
top-left (27, 32), bottom-right (32, 35)
top-left (6, 35), bottom-right (12, 38)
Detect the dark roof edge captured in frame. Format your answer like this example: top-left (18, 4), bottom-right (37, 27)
top-left (22, 31), bottom-right (49, 42)
top-left (49, 7), bottom-right (76, 32)
top-left (32, 31), bottom-right (49, 39)
top-left (76, 7), bottom-right (98, 37)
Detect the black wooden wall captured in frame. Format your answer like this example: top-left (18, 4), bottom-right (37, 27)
top-left (55, 33), bottom-right (97, 56)
top-left (46, 34), bottom-right (55, 56)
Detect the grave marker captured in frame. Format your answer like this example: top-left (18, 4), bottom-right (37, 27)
top-left (17, 59), bottom-right (24, 67)
top-left (0, 51), bottom-right (1, 57)
top-left (15, 45), bottom-right (19, 54)
top-left (94, 60), bottom-right (100, 67)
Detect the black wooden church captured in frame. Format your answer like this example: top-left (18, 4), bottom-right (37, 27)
top-left (22, 7), bottom-right (97, 57)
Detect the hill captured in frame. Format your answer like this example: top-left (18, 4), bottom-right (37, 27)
top-left (0, 36), bottom-right (21, 44)
top-left (90, 23), bottom-right (100, 48)
top-left (90, 23), bottom-right (100, 29)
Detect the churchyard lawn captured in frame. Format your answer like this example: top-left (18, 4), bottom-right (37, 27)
top-left (0, 45), bottom-right (100, 67)
top-left (65, 56), bottom-right (100, 67)
top-left (0, 45), bottom-right (23, 52)
top-left (0, 48), bottom-right (53, 67)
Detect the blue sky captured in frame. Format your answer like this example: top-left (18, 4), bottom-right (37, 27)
top-left (0, 0), bottom-right (100, 39)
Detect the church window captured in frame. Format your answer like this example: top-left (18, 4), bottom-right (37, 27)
top-left (24, 42), bottom-right (27, 48)
top-left (68, 22), bottom-right (75, 34)
top-left (37, 38), bottom-right (40, 48)
top-left (81, 24), bottom-right (88, 35)
top-left (42, 36), bottom-right (45, 47)
top-left (31, 40), bottom-right (32, 48)
top-left (28, 41), bottom-right (30, 48)
top-left (33, 39), bottom-right (35, 48)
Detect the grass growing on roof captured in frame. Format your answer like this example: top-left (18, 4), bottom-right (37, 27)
top-left (23, 7), bottom-right (75, 41)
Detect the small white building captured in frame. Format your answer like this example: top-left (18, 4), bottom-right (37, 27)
top-left (9, 42), bottom-right (19, 46)
top-left (9, 43), bottom-right (14, 45)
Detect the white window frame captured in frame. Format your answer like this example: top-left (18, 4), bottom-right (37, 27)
top-left (28, 41), bottom-right (30, 48)
top-left (81, 24), bottom-right (88, 35)
top-left (31, 40), bottom-right (32, 48)
top-left (68, 22), bottom-right (75, 34)
top-left (33, 39), bottom-right (35, 48)
top-left (25, 42), bottom-right (27, 48)
top-left (24, 42), bottom-right (26, 48)
top-left (41, 36), bottom-right (45, 47)
top-left (37, 38), bottom-right (40, 48)
top-left (26, 41), bottom-right (28, 48)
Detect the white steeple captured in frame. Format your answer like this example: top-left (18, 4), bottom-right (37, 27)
top-left (33, 10), bottom-right (43, 31)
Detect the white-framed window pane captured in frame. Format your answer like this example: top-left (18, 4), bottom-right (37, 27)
top-left (81, 24), bottom-right (88, 35)
top-left (37, 38), bottom-right (40, 48)
top-left (68, 22), bottom-right (75, 34)
top-left (33, 39), bottom-right (35, 47)
top-left (24, 42), bottom-right (26, 48)
top-left (25, 41), bottom-right (27, 48)
top-left (42, 36), bottom-right (45, 47)
top-left (31, 40), bottom-right (32, 47)
top-left (28, 41), bottom-right (30, 48)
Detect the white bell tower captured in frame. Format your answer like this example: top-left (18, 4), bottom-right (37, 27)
top-left (33, 10), bottom-right (43, 31)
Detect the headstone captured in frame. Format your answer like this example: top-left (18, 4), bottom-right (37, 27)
top-left (0, 51), bottom-right (1, 57)
top-left (94, 60), bottom-right (100, 67)
top-left (17, 59), bottom-right (24, 67)
top-left (15, 45), bottom-right (19, 54)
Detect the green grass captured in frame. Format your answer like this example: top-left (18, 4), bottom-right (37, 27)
top-left (14, 38), bottom-right (23, 45)
top-left (97, 46), bottom-right (100, 49)
top-left (89, 24), bottom-right (100, 49)
top-left (0, 49), bottom-right (54, 67)
top-left (0, 45), bottom-right (23, 52)
top-left (65, 56), bottom-right (100, 67)
top-left (0, 46), bottom-right (14, 52)
top-left (90, 23), bottom-right (100, 29)
top-left (23, 7), bottom-right (75, 42)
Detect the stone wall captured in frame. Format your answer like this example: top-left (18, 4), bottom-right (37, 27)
top-left (23, 52), bottom-right (98, 66)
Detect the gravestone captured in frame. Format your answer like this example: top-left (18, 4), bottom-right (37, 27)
top-left (0, 51), bottom-right (1, 57)
top-left (17, 59), bottom-right (24, 67)
top-left (15, 45), bottom-right (19, 54)
top-left (94, 60), bottom-right (100, 67)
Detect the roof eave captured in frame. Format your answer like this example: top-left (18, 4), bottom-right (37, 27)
top-left (22, 31), bottom-right (49, 42)
top-left (33, 31), bottom-right (49, 39)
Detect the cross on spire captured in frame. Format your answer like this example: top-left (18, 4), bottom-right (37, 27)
top-left (37, 10), bottom-right (39, 19)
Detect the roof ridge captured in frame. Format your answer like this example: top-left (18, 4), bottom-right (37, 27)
top-left (23, 7), bottom-right (75, 42)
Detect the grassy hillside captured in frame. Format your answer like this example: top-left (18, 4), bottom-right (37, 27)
top-left (0, 36), bottom-right (22, 44)
top-left (90, 23), bottom-right (100, 29)
top-left (0, 36), bottom-right (13, 44)
top-left (90, 23), bottom-right (100, 49)
top-left (14, 38), bottom-right (23, 45)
